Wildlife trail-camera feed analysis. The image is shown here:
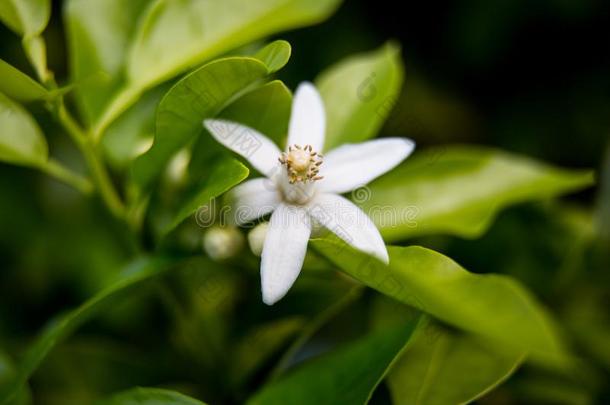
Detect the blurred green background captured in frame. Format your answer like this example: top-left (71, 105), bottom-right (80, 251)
top-left (0, 0), bottom-right (608, 404)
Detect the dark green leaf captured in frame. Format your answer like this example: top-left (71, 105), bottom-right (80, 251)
top-left (312, 239), bottom-right (569, 365)
top-left (249, 317), bottom-right (421, 405)
top-left (0, 256), bottom-right (176, 404)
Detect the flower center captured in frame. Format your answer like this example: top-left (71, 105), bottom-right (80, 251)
top-left (278, 144), bottom-right (323, 184)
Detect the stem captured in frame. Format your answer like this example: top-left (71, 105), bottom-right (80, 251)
top-left (41, 159), bottom-right (94, 194)
top-left (57, 103), bottom-right (126, 219)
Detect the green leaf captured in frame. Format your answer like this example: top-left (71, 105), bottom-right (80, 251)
top-left (0, 0), bottom-right (50, 36)
top-left (0, 0), bottom-right (51, 81)
top-left (102, 85), bottom-right (168, 170)
top-left (388, 319), bottom-right (523, 405)
top-left (127, 0), bottom-right (341, 89)
top-left (219, 80), bottom-right (292, 146)
top-left (0, 91), bottom-right (47, 167)
top-left (0, 59), bottom-right (48, 102)
top-left (0, 352), bottom-right (30, 405)
top-left (253, 40), bottom-right (292, 74)
top-left (132, 56), bottom-right (276, 193)
top-left (96, 387), bottom-right (206, 405)
top-left (316, 42), bottom-right (404, 150)
top-left (361, 146), bottom-right (595, 241)
top-left (89, 0), bottom-right (337, 139)
top-left (64, 0), bottom-right (152, 123)
top-left (230, 317), bottom-right (305, 386)
top-left (312, 240), bottom-right (569, 365)
top-left (249, 317), bottom-right (421, 405)
top-left (164, 159), bottom-right (249, 235)
top-left (0, 256), bottom-right (176, 404)
top-left (188, 79), bottom-right (292, 180)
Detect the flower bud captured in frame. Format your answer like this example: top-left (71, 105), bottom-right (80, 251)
top-left (202, 227), bottom-right (244, 261)
top-left (247, 222), bottom-right (269, 257)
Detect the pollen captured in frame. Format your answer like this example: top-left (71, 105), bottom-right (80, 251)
top-left (278, 144), bottom-right (324, 184)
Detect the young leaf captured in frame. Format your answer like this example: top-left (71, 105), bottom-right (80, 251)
top-left (132, 56), bottom-right (276, 193)
top-left (248, 317), bottom-right (421, 405)
top-left (360, 146), bottom-right (594, 241)
top-left (164, 159), bottom-right (249, 235)
top-left (0, 0), bottom-right (50, 36)
top-left (0, 256), bottom-right (176, 404)
top-left (388, 320), bottom-right (523, 405)
top-left (64, 0), bottom-right (152, 123)
top-left (312, 239), bottom-right (569, 365)
top-left (316, 42), bottom-right (404, 150)
top-left (96, 387), bottom-right (207, 405)
top-left (0, 59), bottom-right (48, 102)
top-left (0, 91), bottom-right (48, 167)
top-left (127, 0), bottom-right (341, 89)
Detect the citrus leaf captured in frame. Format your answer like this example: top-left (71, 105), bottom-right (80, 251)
top-left (316, 42), bottom-right (404, 150)
top-left (249, 317), bottom-right (421, 405)
top-left (0, 59), bottom-right (48, 102)
top-left (0, 91), bottom-right (47, 167)
top-left (312, 239), bottom-right (569, 365)
top-left (361, 146), bottom-right (595, 241)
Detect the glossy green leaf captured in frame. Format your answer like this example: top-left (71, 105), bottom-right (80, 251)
top-left (127, 0), bottom-right (341, 89)
top-left (132, 55), bottom-right (279, 193)
top-left (219, 80), bottom-right (292, 146)
top-left (188, 79), bottom-right (292, 180)
top-left (0, 0), bottom-right (49, 36)
top-left (249, 317), bottom-right (421, 405)
top-left (0, 59), bottom-right (47, 102)
top-left (64, 0), bottom-right (152, 123)
top-left (96, 387), bottom-right (206, 405)
top-left (361, 146), bottom-right (595, 241)
top-left (0, 256), bottom-right (176, 404)
top-left (388, 319), bottom-right (523, 405)
top-left (312, 239), bottom-right (568, 364)
top-left (316, 42), bottom-right (404, 150)
top-left (0, 91), bottom-right (47, 167)
top-left (164, 159), bottom-right (249, 234)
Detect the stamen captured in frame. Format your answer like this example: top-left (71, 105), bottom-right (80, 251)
top-left (279, 144), bottom-right (324, 184)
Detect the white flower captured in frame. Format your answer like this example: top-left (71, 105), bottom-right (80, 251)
top-left (204, 82), bottom-right (414, 305)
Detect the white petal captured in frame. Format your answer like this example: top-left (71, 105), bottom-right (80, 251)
top-left (261, 204), bottom-right (312, 305)
top-left (204, 119), bottom-right (281, 177)
top-left (232, 178), bottom-right (280, 225)
top-left (287, 82), bottom-right (325, 151)
top-left (318, 138), bottom-right (415, 194)
top-left (308, 193), bottom-right (389, 263)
